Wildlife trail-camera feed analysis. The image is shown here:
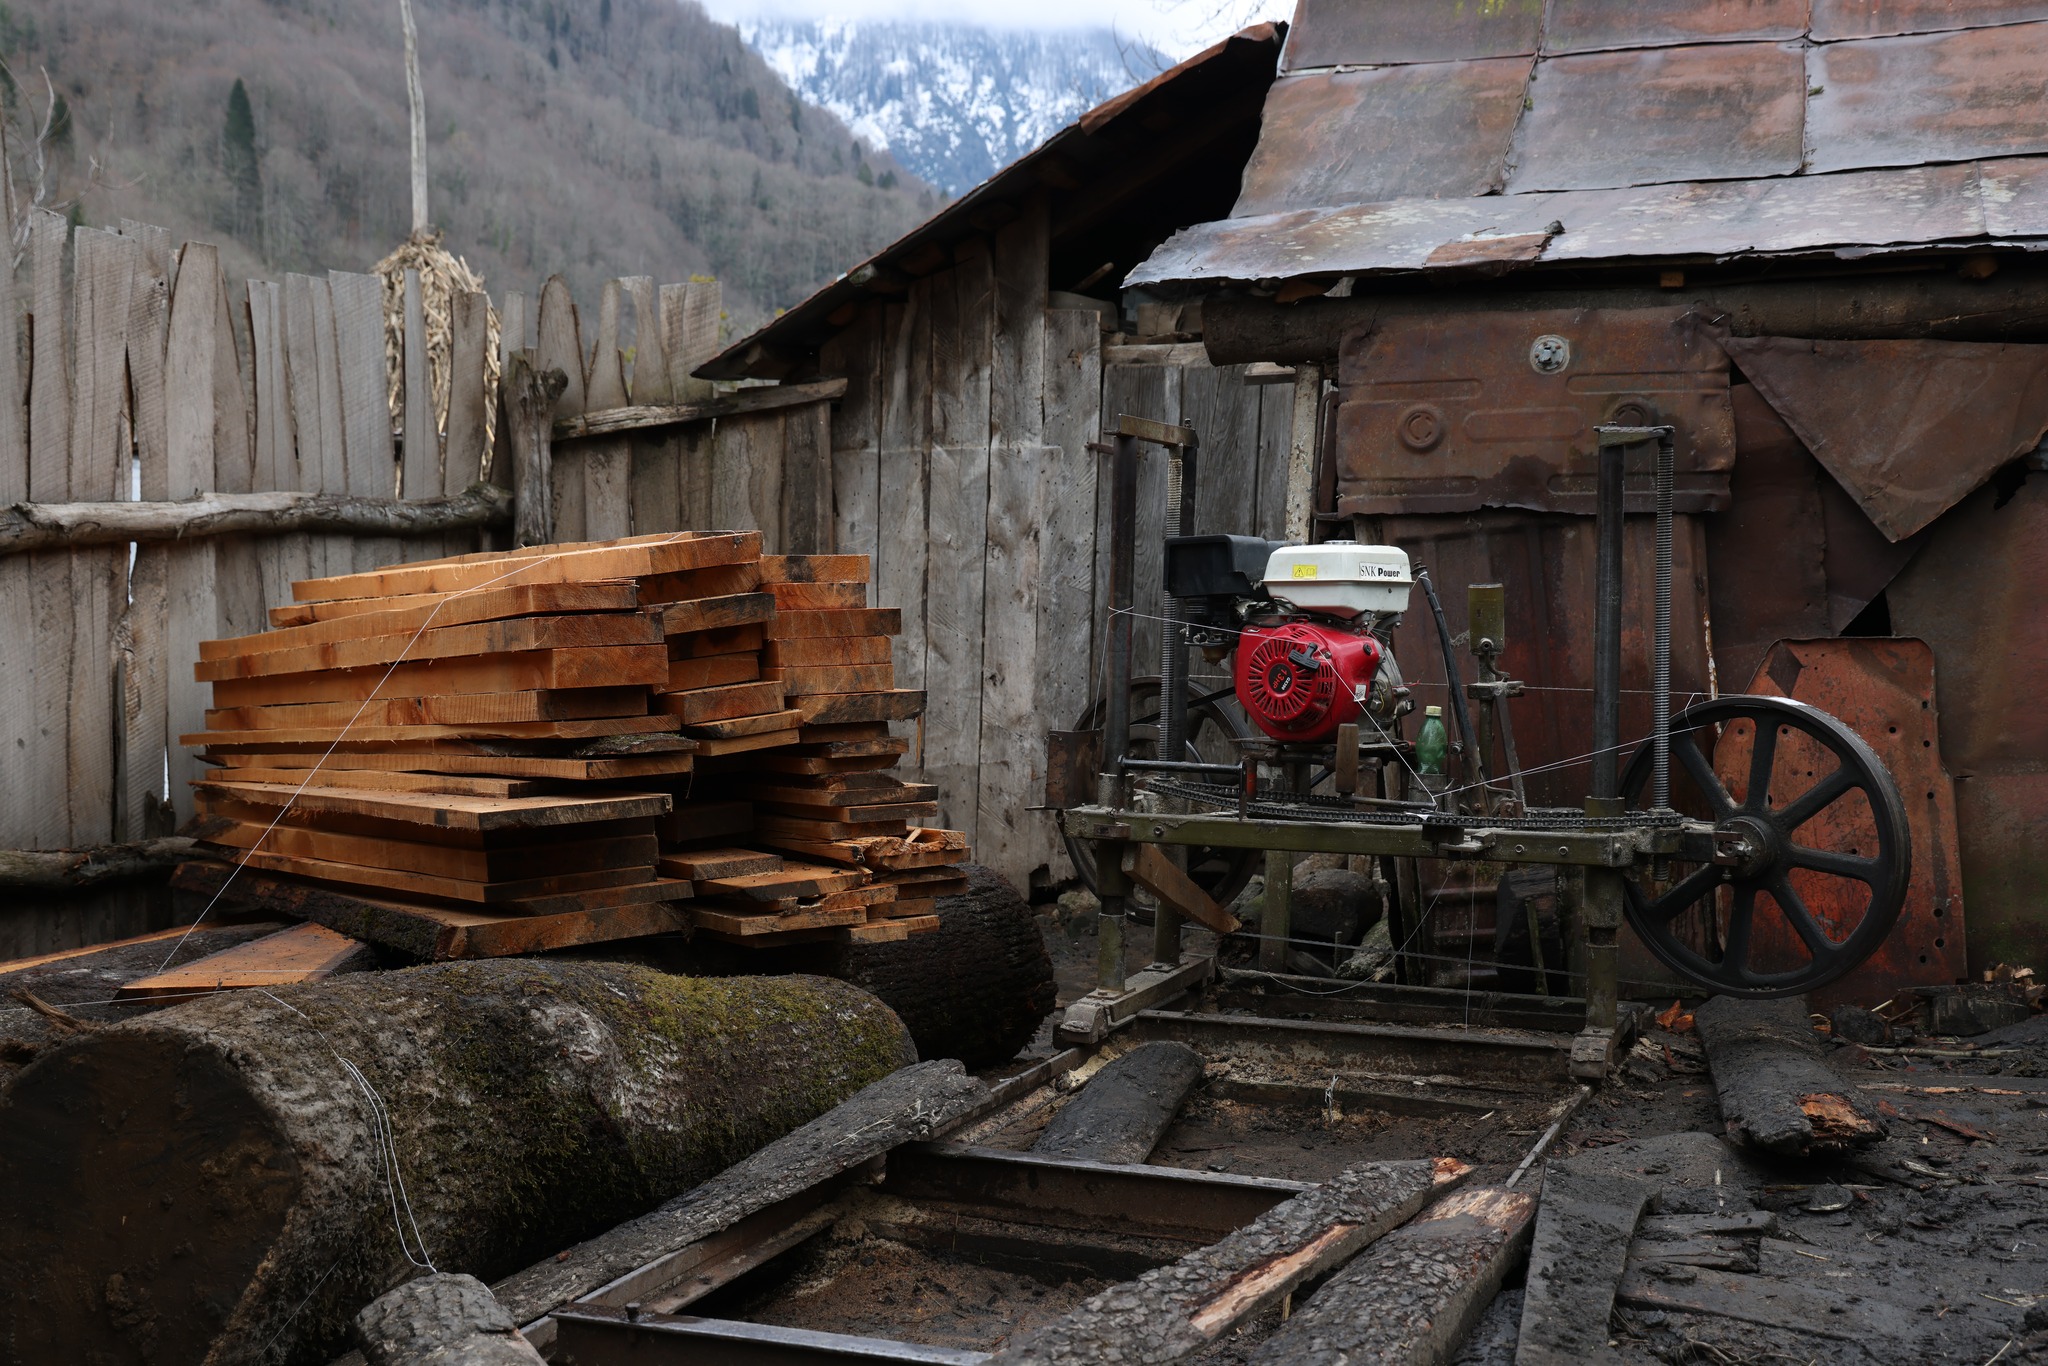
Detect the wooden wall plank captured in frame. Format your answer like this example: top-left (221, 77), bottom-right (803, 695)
top-left (212, 265), bottom-right (264, 640)
top-left (822, 304), bottom-right (881, 566)
top-left (1182, 364), bottom-right (1260, 541)
top-left (667, 279), bottom-right (719, 404)
top-left (1037, 308), bottom-right (1103, 881)
top-left (282, 273), bottom-right (337, 578)
top-left (19, 212), bottom-right (71, 848)
top-left (164, 242), bottom-right (220, 826)
top-left (582, 279), bottom-right (631, 540)
top-left (923, 252), bottom-right (995, 844)
top-left (329, 270), bottom-right (398, 570)
top-left (875, 284), bottom-right (931, 749)
top-left (709, 409), bottom-right (785, 547)
top-left (782, 398), bottom-right (832, 553)
top-left (117, 230), bottom-right (172, 840)
top-left (444, 290), bottom-right (489, 490)
top-left (0, 232), bottom-right (29, 843)
top-left (537, 276), bottom-right (585, 543)
top-left (1255, 377), bottom-right (1293, 540)
top-left (976, 206), bottom-right (1050, 884)
top-left (400, 268), bottom-right (437, 500)
top-left (623, 276), bottom-right (669, 405)
top-left (625, 279), bottom-right (680, 535)
top-left (1100, 363), bottom-right (1178, 686)
top-left (493, 289), bottom-right (526, 489)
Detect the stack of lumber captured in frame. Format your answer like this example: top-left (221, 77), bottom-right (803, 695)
top-left (175, 533), bottom-right (964, 965)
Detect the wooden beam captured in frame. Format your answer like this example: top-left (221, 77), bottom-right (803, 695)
top-left (0, 837), bottom-right (198, 892)
top-left (553, 378), bottom-right (848, 441)
top-left (0, 484), bottom-right (511, 556)
top-left (1122, 842), bottom-right (1240, 935)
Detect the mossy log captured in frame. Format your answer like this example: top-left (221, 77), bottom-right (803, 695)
top-left (353, 1274), bottom-right (544, 1365)
top-left (743, 863), bottom-right (1057, 1069)
top-left (0, 960), bottom-right (914, 1366)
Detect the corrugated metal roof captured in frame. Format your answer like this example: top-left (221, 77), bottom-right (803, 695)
top-left (1136, 1), bottom-right (2048, 288)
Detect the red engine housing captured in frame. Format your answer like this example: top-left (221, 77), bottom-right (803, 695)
top-left (1234, 621), bottom-right (1384, 743)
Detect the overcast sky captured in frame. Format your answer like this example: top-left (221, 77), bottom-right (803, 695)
top-left (698, 0), bottom-right (1287, 58)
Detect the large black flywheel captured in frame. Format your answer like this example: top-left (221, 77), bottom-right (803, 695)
top-left (1619, 695), bottom-right (1910, 999)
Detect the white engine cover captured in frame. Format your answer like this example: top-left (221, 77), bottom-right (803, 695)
top-left (1263, 541), bottom-right (1414, 618)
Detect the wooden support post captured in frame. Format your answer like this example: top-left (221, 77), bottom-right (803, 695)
top-left (505, 350), bottom-right (565, 549)
top-left (1281, 361), bottom-right (1323, 545)
top-left (1097, 839), bottom-right (1132, 992)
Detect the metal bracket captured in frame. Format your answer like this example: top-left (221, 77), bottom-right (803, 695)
top-left (1056, 954), bottom-right (1215, 1045)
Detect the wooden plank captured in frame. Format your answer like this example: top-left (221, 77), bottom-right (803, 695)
top-left (583, 279), bottom-right (631, 541)
top-left (653, 592), bottom-right (774, 636)
top-left (329, 270), bottom-right (399, 570)
top-left (767, 582), bottom-right (867, 610)
top-left (875, 284), bottom-right (931, 738)
top-left (17, 212), bottom-right (71, 848)
top-left (782, 398), bottom-right (832, 553)
top-left (796, 690), bottom-right (925, 725)
top-left (114, 922), bottom-right (374, 1000)
top-left (538, 275), bottom-right (588, 539)
top-left (654, 680), bottom-right (787, 724)
top-left (682, 709), bottom-right (804, 740)
top-left (640, 561), bottom-right (762, 601)
top-left (186, 716), bottom-right (680, 749)
top-left (195, 844), bottom-right (649, 904)
top-left (194, 781), bottom-right (671, 831)
top-left (922, 443), bottom-right (989, 843)
top-left (201, 819), bottom-right (658, 883)
top-left (665, 654), bottom-right (760, 692)
top-left (660, 848), bottom-right (782, 880)
top-left (1102, 363), bottom-right (1178, 679)
top-left (221, 750), bottom-right (694, 782)
top-left (556, 378), bottom-right (853, 441)
top-left (114, 231), bottom-right (172, 842)
top-left (401, 268), bottom-right (438, 501)
top-left (1123, 842), bottom-right (1241, 935)
top-left (209, 267), bottom-right (265, 654)
top-left (757, 553), bottom-right (869, 584)
top-left (246, 277), bottom-right (312, 608)
top-left (0, 209), bottom-right (31, 845)
top-left (622, 277), bottom-right (669, 405)
top-left (765, 662), bottom-right (894, 694)
top-left (709, 409), bottom-right (786, 547)
top-left (204, 581), bottom-right (639, 659)
top-left (207, 688), bottom-right (646, 728)
top-left (195, 609), bottom-right (662, 680)
top-left (689, 729), bottom-right (799, 756)
top-left (700, 863), bottom-right (867, 900)
top-left (765, 607), bottom-right (899, 639)
top-left (665, 278), bottom-right (720, 405)
top-left (62, 227), bottom-right (137, 845)
top-left (206, 646), bottom-right (673, 706)
top-left (1517, 1165), bottom-right (1652, 1366)
top-left (761, 636), bottom-right (892, 666)
top-left (1038, 308), bottom-right (1103, 880)
top-left (280, 274), bottom-right (331, 578)
top-left (822, 305), bottom-right (881, 562)
top-left (291, 529), bottom-right (758, 601)
top-left (444, 290), bottom-right (490, 492)
top-left (163, 242), bottom-right (222, 828)
top-left (674, 623), bottom-right (763, 657)
top-left (220, 767), bottom-right (548, 798)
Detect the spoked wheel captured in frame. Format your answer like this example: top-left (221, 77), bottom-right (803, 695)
top-left (1062, 676), bottom-right (1261, 906)
top-left (1620, 695), bottom-right (1910, 998)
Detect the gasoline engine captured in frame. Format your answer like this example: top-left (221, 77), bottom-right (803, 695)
top-left (1167, 535), bottom-right (1414, 745)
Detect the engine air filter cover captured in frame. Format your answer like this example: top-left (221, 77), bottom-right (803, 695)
top-left (1235, 621), bottom-right (1383, 743)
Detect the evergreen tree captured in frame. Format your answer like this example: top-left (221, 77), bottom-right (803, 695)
top-left (221, 78), bottom-right (261, 247)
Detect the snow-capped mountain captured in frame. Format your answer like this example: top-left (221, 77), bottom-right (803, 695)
top-left (738, 21), bottom-right (1169, 196)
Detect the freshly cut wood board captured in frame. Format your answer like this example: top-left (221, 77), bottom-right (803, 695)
top-left (291, 530), bottom-right (760, 602)
top-left (691, 729), bottom-right (799, 756)
top-left (663, 654), bottom-right (760, 693)
top-left (654, 680), bottom-right (786, 724)
top-left (766, 663), bottom-right (896, 695)
top-left (765, 583), bottom-right (867, 610)
top-left (182, 715), bottom-right (681, 748)
top-left (757, 814), bottom-right (912, 842)
top-left (197, 610), bottom-right (662, 680)
top-left (654, 593), bottom-right (774, 635)
top-left (689, 905), bottom-right (865, 935)
top-left (208, 646), bottom-right (672, 707)
top-left (756, 554), bottom-right (870, 584)
top-left (201, 819), bottom-right (658, 883)
top-left (845, 917), bottom-right (939, 943)
top-left (192, 781), bottom-right (672, 831)
top-left (211, 751), bottom-right (695, 781)
top-left (220, 581), bottom-right (640, 656)
top-left (738, 781), bottom-right (936, 807)
top-left (638, 562), bottom-right (763, 604)
top-left (674, 624), bottom-right (764, 657)
top-left (659, 848), bottom-right (782, 880)
top-left (796, 691), bottom-right (926, 725)
top-left (198, 845), bottom-right (653, 904)
top-left (765, 609), bottom-right (900, 640)
top-left (114, 922), bottom-right (373, 1000)
top-left (206, 688), bottom-right (647, 730)
top-left (681, 710), bottom-right (805, 740)
top-left (195, 768), bottom-right (550, 798)
top-left (762, 637), bottom-right (893, 667)
top-left (700, 863), bottom-right (868, 900)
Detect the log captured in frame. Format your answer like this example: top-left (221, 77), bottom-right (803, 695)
top-left (1250, 1186), bottom-right (1536, 1364)
top-left (353, 1275), bottom-right (545, 1366)
top-left (0, 835), bottom-right (198, 890)
top-left (493, 1058), bottom-right (987, 1344)
top-left (1515, 1163), bottom-right (1652, 1366)
top-left (551, 378), bottom-right (847, 440)
top-left (1694, 995), bottom-right (1888, 1155)
top-left (992, 1158), bottom-right (1470, 1365)
top-left (0, 960), bottom-right (915, 1366)
top-left (504, 352), bottom-right (566, 549)
top-left (727, 863), bottom-right (1057, 1069)
top-left (1032, 1041), bottom-right (1204, 1165)
top-left (0, 484), bottom-right (511, 555)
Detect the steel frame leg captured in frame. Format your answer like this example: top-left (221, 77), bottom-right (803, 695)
top-left (1260, 847), bottom-right (1292, 972)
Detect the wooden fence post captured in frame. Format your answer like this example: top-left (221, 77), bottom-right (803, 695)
top-left (506, 349), bottom-right (564, 547)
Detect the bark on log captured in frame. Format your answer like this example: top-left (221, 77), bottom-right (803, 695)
top-left (732, 863), bottom-right (1057, 1069)
top-left (504, 351), bottom-right (566, 548)
top-left (354, 1275), bottom-right (545, 1366)
top-left (0, 835), bottom-right (198, 890)
top-left (493, 1058), bottom-right (988, 1338)
top-left (992, 1159), bottom-right (1469, 1365)
top-left (1032, 1041), bottom-right (1204, 1165)
top-left (1515, 1164), bottom-right (1652, 1366)
top-left (1694, 996), bottom-right (1888, 1155)
top-left (1250, 1187), bottom-right (1536, 1365)
top-left (0, 485), bottom-right (510, 555)
top-left (0, 960), bottom-right (914, 1366)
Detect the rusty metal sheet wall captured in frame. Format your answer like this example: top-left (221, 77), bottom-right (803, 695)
top-left (1543, 0), bottom-right (1810, 53)
top-left (1890, 477), bottom-right (2048, 976)
top-left (1335, 307), bottom-right (1733, 517)
top-left (1812, 0), bottom-right (2048, 44)
top-left (1281, 0), bottom-right (1542, 70)
top-left (1508, 43), bottom-right (1807, 193)
top-left (1725, 638), bottom-right (1969, 1011)
top-left (1723, 335), bottom-right (2048, 542)
top-left (1234, 62), bottom-right (1531, 217)
top-left (1808, 23), bottom-right (2048, 175)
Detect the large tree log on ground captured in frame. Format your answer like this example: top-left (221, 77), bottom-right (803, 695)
top-left (0, 960), bottom-right (914, 1366)
top-left (733, 863), bottom-right (1056, 1069)
top-left (354, 1275), bottom-right (544, 1366)
top-left (1032, 1041), bottom-right (1204, 1164)
top-left (1695, 996), bottom-right (1887, 1155)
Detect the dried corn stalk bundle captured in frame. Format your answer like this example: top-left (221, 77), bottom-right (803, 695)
top-left (374, 229), bottom-right (499, 451)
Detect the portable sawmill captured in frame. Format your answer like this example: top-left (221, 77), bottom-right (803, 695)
top-left (1052, 417), bottom-right (1911, 1068)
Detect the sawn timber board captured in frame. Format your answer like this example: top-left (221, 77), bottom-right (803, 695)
top-left (207, 647), bottom-right (672, 706)
top-left (291, 531), bottom-right (759, 602)
top-left (217, 581), bottom-right (640, 657)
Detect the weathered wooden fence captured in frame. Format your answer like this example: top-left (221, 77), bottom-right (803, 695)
top-left (0, 211), bottom-right (840, 872)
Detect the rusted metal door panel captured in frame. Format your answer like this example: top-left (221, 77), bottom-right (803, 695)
top-left (1812, 0), bottom-right (2048, 41)
top-left (1716, 639), bottom-right (1967, 1011)
top-left (1508, 43), bottom-right (1807, 193)
top-left (1724, 336), bottom-right (2048, 541)
top-left (1282, 0), bottom-right (1542, 71)
top-left (1234, 62), bottom-right (1531, 217)
top-left (1336, 309), bottom-right (1734, 517)
top-left (1952, 773), bottom-right (2048, 979)
top-left (1543, 0), bottom-right (1810, 53)
top-left (1808, 23), bottom-right (2048, 174)
top-left (1360, 510), bottom-right (1714, 811)
top-left (1889, 479), bottom-right (2048, 773)
top-left (1704, 385), bottom-right (1831, 692)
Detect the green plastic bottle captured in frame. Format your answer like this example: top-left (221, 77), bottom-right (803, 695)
top-left (1416, 705), bottom-right (1447, 776)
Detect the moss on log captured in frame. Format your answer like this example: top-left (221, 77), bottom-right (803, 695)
top-left (0, 960), bottom-right (913, 1366)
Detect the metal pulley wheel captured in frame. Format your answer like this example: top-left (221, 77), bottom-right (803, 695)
top-left (1062, 677), bottom-right (1262, 907)
top-left (1619, 695), bottom-right (1910, 998)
